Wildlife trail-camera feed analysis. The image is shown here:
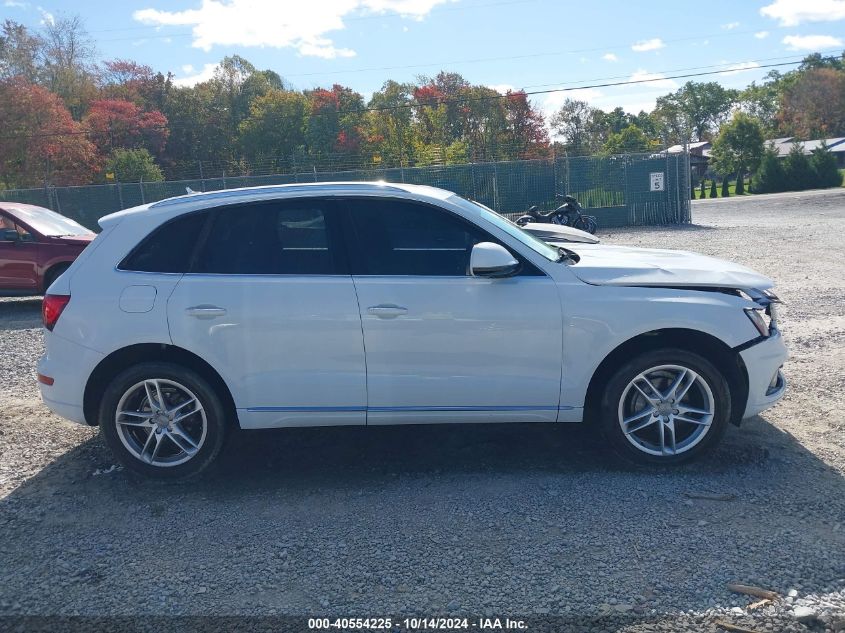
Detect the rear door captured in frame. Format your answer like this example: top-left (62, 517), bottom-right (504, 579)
top-left (167, 198), bottom-right (367, 429)
top-left (341, 197), bottom-right (563, 425)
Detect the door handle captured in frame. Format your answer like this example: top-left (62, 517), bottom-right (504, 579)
top-left (367, 304), bottom-right (408, 318)
top-left (185, 305), bottom-right (227, 319)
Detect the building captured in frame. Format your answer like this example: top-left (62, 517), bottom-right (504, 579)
top-left (768, 137), bottom-right (845, 167)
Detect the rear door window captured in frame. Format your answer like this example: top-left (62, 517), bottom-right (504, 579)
top-left (192, 200), bottom-right (343, 275)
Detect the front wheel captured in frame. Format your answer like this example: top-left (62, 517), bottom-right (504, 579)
top-left (99, 362), bottom-right (229, 479)
top-left (598, 348), bottom-right (731, 465)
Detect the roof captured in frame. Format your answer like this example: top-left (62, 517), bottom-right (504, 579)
top-left (768, 137), bottom-right (845, 156)
top-left (665, 141), bottom-right (711, 154)
top-left (99, 181), bottom-right (458, 228)
top-left (0, 201), bottom-right (51, 215)
top-left (148, 181), bottom-right (453, 209)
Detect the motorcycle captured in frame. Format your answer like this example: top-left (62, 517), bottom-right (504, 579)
top-left (515, 194), bottom-right (598, 234)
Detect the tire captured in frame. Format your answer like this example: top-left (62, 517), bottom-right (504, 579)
top-left (43, 264), bottom-right (69, 294)
top-left (598, 348), bottom-right (731, 465)
top-left (575, 216), bottom-right (598, 234)
top-left (98, 362), bottom-right (229, 480)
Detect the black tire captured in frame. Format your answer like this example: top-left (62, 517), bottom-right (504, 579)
top-left (598, 348), bottom-right (731, 465)
top-left (43, 263), bottom-right (69, 293)
top-left (98, 362), bottom-right (229, 480)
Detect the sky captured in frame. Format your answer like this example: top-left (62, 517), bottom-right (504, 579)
top-left (4, 0), bottom-right (845, 121)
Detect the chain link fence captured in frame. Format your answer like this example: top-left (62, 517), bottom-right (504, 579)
top-left (0, 152), bottom-right (690, 230)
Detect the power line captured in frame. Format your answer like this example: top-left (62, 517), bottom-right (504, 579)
top-left (1, 54), bottom-right (835, 141)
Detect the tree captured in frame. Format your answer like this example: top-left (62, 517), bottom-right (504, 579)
top-left (809, 143), bottom-right (844, 188)
top-left (709, 179), bottom-right (717, 198)
top-left (238, 89), bottom-right (307, 162)
top-left (780, 68), bottom-right (845, 138)
top-left (782, 143), bottom-right (815, 191)
top-left (104, 148), bottom-right (163, 182)
top-left (550, 99), bottom-right (600, 156)
top-left (753, 145), bottom-right (786, 193)
top-left (710, 112), bottom-right (764, 195)
top-left (83, 99), bottom-right (169, 156)
top-left (305, 84), bottom-right (366, 162)
top-left (40, 15), bottom-right (98, 118)
top-left (602, 124), bottom-right (651, 155)
top-left (0, 78), bottom-right (98, 187)
top-left (0, 20), bottom-right (42, 82)
top-left (721, 177), bottom-right (729, 198)
top-left (654, 81), bottom-right (737, 143)
top-left (366, 80), bottom-right (415, 166)
top-left (500, 90), bottom-right (549, 159)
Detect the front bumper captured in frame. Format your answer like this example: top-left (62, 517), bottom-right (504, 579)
top-left (738, 331), bottom-right (788, 419)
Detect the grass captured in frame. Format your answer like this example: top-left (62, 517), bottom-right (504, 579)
top-left (691, 180), bottom-right (751, 200)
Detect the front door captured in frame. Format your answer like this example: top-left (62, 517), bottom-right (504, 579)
top-left (167, 199), bottom-right (366, 429)
top-left (0, 214), bottom-right (39, 291)
top-left (342, 197), bottom-right (563, 424)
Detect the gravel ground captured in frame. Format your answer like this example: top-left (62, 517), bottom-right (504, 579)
top-left (1, 189), bottom-right (844, 632)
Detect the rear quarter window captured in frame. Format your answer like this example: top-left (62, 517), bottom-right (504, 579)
top-left (119, 212), bottom-right (208, 273)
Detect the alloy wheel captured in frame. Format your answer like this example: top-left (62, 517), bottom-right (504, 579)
top-left (617, 364), bottom-right (715, 457)
top-left (114, 379), bottom-right (207, 467)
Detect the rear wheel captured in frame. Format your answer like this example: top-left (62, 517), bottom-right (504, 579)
top-left (599, 348), bottom-right (730, 465)
top-left (99, 362), bottom-right (228, 479)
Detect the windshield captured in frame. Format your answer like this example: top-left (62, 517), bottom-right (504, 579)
top-left (9, 206), bottom-right (92, 237)
top-left (450, 195), bottom-right (561, 262)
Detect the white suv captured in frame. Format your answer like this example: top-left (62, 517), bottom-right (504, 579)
top-left (38, 183), bottom-right (787, 478)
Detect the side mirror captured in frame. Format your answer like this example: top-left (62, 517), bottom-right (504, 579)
top-left (470, 242), bottom-right (520, 278)
top-left (1, 229), bottom-right (20, 243)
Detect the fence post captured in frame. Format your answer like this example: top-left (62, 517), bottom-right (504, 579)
top-left (222, 169), bottom-right (227, 190)
top-left (313, 165), bottom-right (318, 182)
top-left (117, 181), bottom-right (124, 209)
top-left (199, 160), bottom-right (206, 192)
top-left (52, 186), bottom-right (62, 215)
top-left (492, 162), bottom-right (500, 212)
top-left (139, 177), bottom-right (145, 204)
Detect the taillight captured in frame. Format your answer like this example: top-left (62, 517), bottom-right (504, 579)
top-left (42, 294), bottom-right (70, 331)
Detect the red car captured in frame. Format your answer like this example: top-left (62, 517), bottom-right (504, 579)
top-left (0, 202), bottom-right (95, 296)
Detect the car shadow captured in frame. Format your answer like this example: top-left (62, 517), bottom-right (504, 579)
top-left (0, 412), bottom-right (843, 619)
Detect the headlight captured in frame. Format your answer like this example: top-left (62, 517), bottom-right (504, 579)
top-left (745, 307), bottom-right (773, 337)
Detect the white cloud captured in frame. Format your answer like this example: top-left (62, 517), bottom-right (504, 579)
top-left (631, 38), bottom-right (665, 52)
top-left (541, 88), bottom-right (603, 119)
top-left (627, 69), bottom-right (678, 90)
top-left (173, 62), bottom-right (219, 87)
top-left (721, 21), bottom-right (740, 29)
top-left (782, 33), bottom-right (844, 49)
top-left (36, 5), bottom-right (53, 25)
top-left (488, 84), bottom-right (516, 94)
top-left (3, 1), bottom-right (29, 8)
top-left (181, 64), bottom-right (195, 74)
top-left (719, 61), bottom-right (762, 75)
top-left (761, 0), bottom-right (845, 25)
top-left (755, 30), bottom-right (770, 38)
top-left (602, 52), bottom-right (618, 62)
top-left (133, 0), bottom-right (451, 58)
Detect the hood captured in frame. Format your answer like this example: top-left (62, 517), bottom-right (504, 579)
top-left (566, 243), bottom-right (774, 290)
top-left (521, 223), bottom-right (600, 244)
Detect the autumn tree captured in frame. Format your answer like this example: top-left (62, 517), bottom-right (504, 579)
top-left (779, 68), bottom-right (845, 138)
top-left (83, 99), bottom-right (169, 156)
top-left (0, 78), bottom-right (97, 187)
top-left (500, 90), bottom-right (549, 159)
top-left (305, 84), bottom-right (366, 162)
